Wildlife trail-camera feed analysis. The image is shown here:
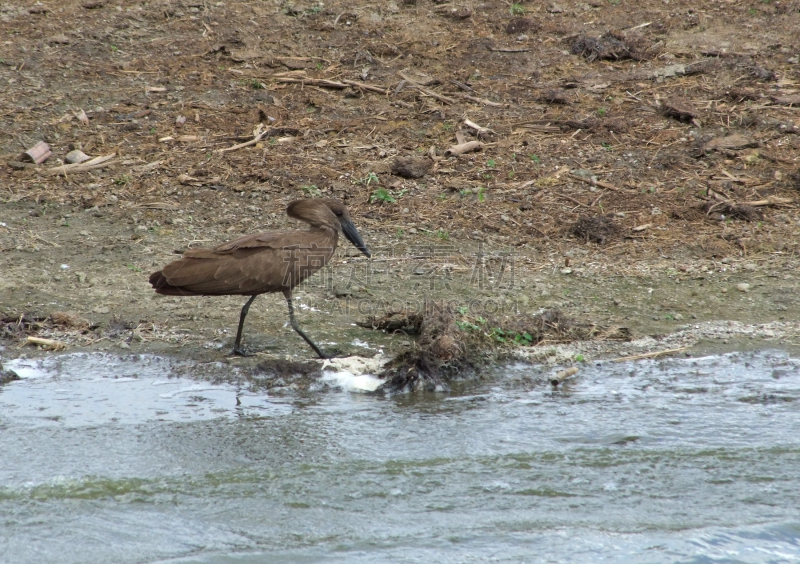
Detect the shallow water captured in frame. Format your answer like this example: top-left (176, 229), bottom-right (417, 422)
top-left (1, 350), bottom-right (799, 563)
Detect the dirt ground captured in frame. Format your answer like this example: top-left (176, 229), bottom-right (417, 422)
top-left (2, 0), bottom-right (800, 369)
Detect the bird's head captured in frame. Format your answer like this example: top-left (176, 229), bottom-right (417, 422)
top-left (287, 198), bottom-right (371, 258)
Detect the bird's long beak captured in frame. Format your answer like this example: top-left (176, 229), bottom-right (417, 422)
top-left (342, 220), bottom-right (371, 258)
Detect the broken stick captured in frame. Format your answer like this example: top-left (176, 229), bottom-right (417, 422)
top-left (551, 366), bottom-right (579, 387)
top-left (567, 172), bottom-right (620, 191)
top-left (26, 336), bottom-right (67, 351)
top-left (444, 141), bottom-right (483, 157)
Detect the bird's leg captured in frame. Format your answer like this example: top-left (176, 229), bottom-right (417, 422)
top-left (231, 295), bottom-right (257, 357)
top-left (283, 289), bottom-right (328, 359)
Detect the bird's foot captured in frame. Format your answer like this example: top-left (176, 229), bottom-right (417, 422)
top-left (231, 346), bottom-right (254, 357)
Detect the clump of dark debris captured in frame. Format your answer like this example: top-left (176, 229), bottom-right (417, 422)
top-left (702, 202), bottom-right (763, 222)
top-left (372, 306), bottom-right (630, 393)
top-left (661, 98), bottom-right (697, 123)
top-left (571, 31), bottom-right (652, 62)
top-left (505, 17), bottom-right (540, 35)
top-left (538, 89), bottom-right (571, 105)
top-left (490, 309), bottom-right (585, 345)
top-left (571, 214), bottom-right (619, 244)
top-left (487, 309), bottom-right (630, 348)
top-left (357, 310), bottom-right (423, 334)
top-left (378, 306), bottom-right (469, 393)
top-left (391, 156), bottom-right (431, 179)
top-left (1, 311), bottom-right (93, 340)
top-left (561, 118), bottom-right (628, 134)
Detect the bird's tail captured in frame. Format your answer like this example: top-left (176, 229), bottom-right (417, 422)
top-left (149, 270), bottom-right (200, 296)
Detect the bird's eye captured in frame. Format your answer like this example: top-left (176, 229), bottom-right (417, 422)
top-left (335, 211), bottom-right (343, 216)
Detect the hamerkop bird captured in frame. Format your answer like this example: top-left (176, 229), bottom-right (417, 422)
top-left (149, 198), bottom-right (370, 358)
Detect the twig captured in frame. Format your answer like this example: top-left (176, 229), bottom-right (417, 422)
top-left (341, 79), bottom-right (390, 95)
top-left (47, 154), bottom-right (117, 176)
top-left (461, 94), bottom-right (502, 107)
top-left (218, 129), bottom-right (270, 153)
top-left (567, 172), bottom-right (620, 191)
top-left (464, 118), bottom-right (494, 135)
top-left (398, 72), bottom-right (456, 105)
top-left (611, 347), bottom-right (688, 362)
top-left (488, 47), bottom-right (531, 53)
top-left (33, 234), bottom-right (61, 247)
top-left (743, 196), bottom-right (793, 206)
top-left (274, 77), bottom-right (347, 89)
top-left (555, 192), bottom-right (588, 207)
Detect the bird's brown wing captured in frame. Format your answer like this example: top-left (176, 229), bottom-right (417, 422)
top-left (210, 231), bottom-right (293, 253)
top-left (157, 231), bottom-right (328, 295)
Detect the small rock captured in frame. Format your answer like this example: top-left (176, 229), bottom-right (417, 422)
top-left (118, 341), bottom-right (130, 349)
top-left (721, 288), bottom-right (728, 293)
top-left (94, 306), bottom-right (110, 314)
top-left (560, 268), bottom-right (572, 274)
top-left (674, 313), bottom-right (684, 321)
top-left (743, 262), bottom-right (757, 271)
top-left (736, 283), bottom-right (750, 293)
top-left (65, 149), bottom-right (90, 164)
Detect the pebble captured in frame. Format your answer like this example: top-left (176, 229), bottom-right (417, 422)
top-left (93, 306), bottom-right (110, 314)
top-left (721, 288), bottom-right (728, 293)
top-left (674, 313), bottom-right (684, 321)
top-left (743, 263), bottom-right (757, 272)
top-left (560, 268), bottom-right (572, 275)
top-left (736, 283), bottom-right (750, 293)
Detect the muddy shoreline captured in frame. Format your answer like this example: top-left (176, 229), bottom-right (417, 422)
top-left (2, 192), bottom-right (799, 385)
